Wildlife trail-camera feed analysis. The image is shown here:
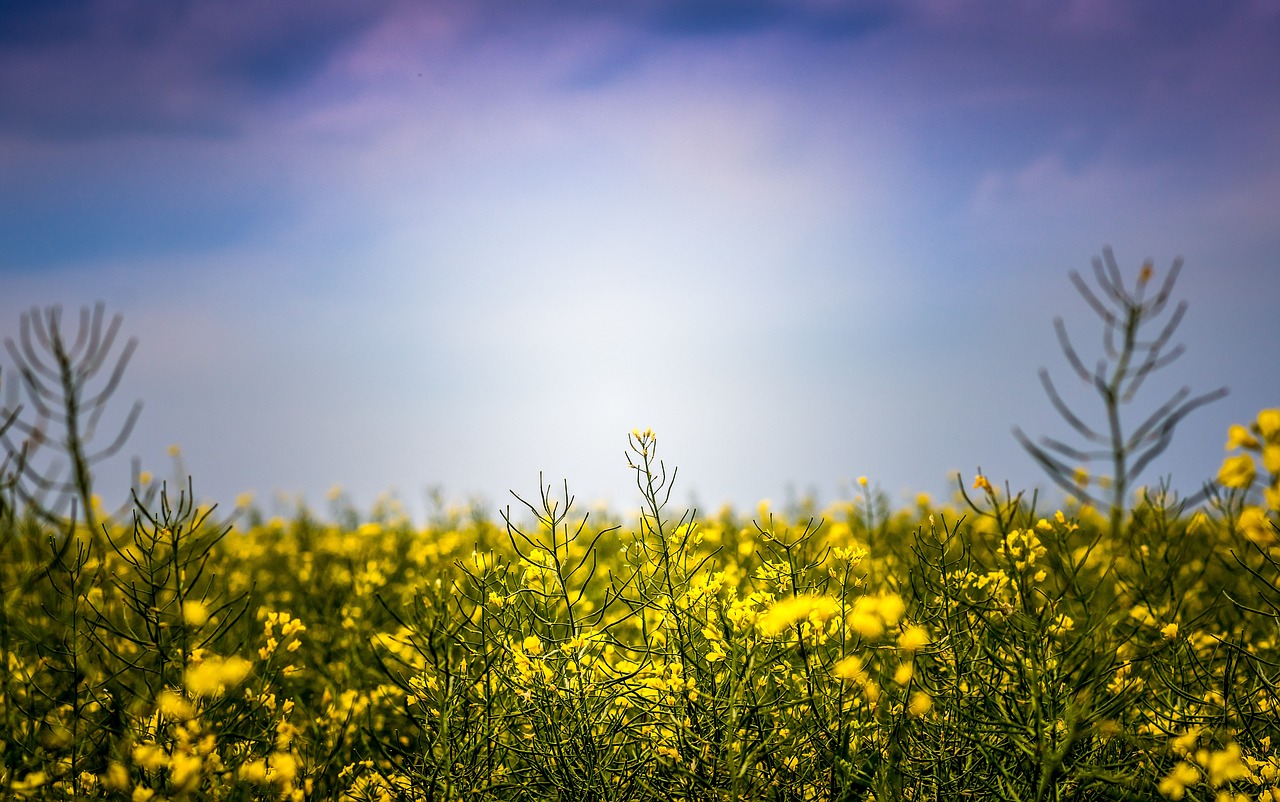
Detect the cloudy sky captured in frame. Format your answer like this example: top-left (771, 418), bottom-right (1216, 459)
top-left (1, 0), bottom-right (1277, 521)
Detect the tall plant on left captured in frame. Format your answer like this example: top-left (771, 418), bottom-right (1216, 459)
top-left (0, 303), bottom-right (143, 545)
top-left (0, 309), bottom-right (270, 799)
top-left (0, 305), bottom-right (143, 797)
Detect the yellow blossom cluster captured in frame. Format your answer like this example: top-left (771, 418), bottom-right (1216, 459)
top-left (1159, 732), bottom-right (1272, 802)
top-left (756, 594), bottom-right (841, 637)
top-left (184, 654), bottom-right (253, 697)
top-left (1002, 528), bottom-right (1049, 578)
top-left (259, 611), bottom-right (307, 662)
top-left (847, 593), bottom-right (906, 639)
top-left (1219, 409), bottom-right (1280, 511)
top-left (130, 714), bottom-right (222, 799)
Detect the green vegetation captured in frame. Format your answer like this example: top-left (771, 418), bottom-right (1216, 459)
top-left (1, 256), bottom-right (1278, 801)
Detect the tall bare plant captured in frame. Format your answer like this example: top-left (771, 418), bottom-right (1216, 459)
top-left (1014, 248), bottom-right (1227, 540)
top-left (0, 303), bottom-right (142, 543)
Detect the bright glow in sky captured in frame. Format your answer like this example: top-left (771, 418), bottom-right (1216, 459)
top-left (2, 1), bottom-right (1277, 520)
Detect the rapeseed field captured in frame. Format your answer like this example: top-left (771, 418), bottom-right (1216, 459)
top-left (2, 258), bottom-right (1278, 800)
top-left (2, 419), bottom-right (1277, 801)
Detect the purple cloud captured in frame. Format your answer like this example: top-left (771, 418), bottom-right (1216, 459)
top-left (0, 0), bottom-right (389, 138)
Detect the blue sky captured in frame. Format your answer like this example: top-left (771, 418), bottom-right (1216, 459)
top-left (1, 0), bottom-right (1277, 520)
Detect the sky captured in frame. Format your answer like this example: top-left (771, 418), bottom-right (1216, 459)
top-left (1, 0), bottom-right (1277, 523)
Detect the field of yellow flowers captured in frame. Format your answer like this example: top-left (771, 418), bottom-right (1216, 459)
top-left (2, 417), bottom-right (1279, 801)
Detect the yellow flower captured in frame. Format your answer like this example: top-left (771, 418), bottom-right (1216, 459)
top-left (1258, 409), bottom-right (1280, 441)
top-left (104, 762), bottom-right (129, 791)
top-left (182, 599), bottom-right (210, 627)
top-left (848, 593), bottom-right (906, 639)
top-left (169, 752), bottom-right (202, 793)
top-left (1240, 506), bottom-right (1277, 546)
top-left (857, 475), bottom-right (868, 488)
top-left (1226, 424), bottom-right (1259, 451)
top-left (270, 752), bottom-right (299, 783)
top-left (757, 594), bottom-right (840, 636)
top-left (1218, 454), bottom-right (1256, 489)
top-left (132, 743), bottom-right (169, 771)
top-left (1170, 727), bottom-right (1200, 756)
top-left (156, 690), bottom-right (194, 720)
top-left (877, 594), bottom-right (906, 627)
top-left (908, 691), bottom-right (933, 717)
top-left (184, 655), bottom-right (252, 696)
top-left (848, 609), bottom-right (883, 639)
top-left (239, 759), bottom-right (269, 784)
top-left (1201, 742), bottom-right (1248, 787)
top-left (892, 662), bottom-right (913, 686)
top-left (1158, 761), bottom-right (1199, 799)
top-left (973, 474), bottom-right (993, 494)
top-left (897, 625), bottom-right (930, 652)
top-left (522, 635), bottom-right (542, 655)
top-left (1264, 444), bottom-right (1280, 474)
top-left (1160, 623), bottom-right (1179, 640)
top-left (831, 655), bottom-right (866, 682)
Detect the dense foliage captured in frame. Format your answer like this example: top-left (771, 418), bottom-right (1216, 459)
top-left (2, 258), bottom-right (1276, 800)
top-left (1, 419), bottom-right (1278, 801)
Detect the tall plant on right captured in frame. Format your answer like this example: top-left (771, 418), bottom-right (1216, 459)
top-left (1014, 247), bottom-right (1227, 539)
